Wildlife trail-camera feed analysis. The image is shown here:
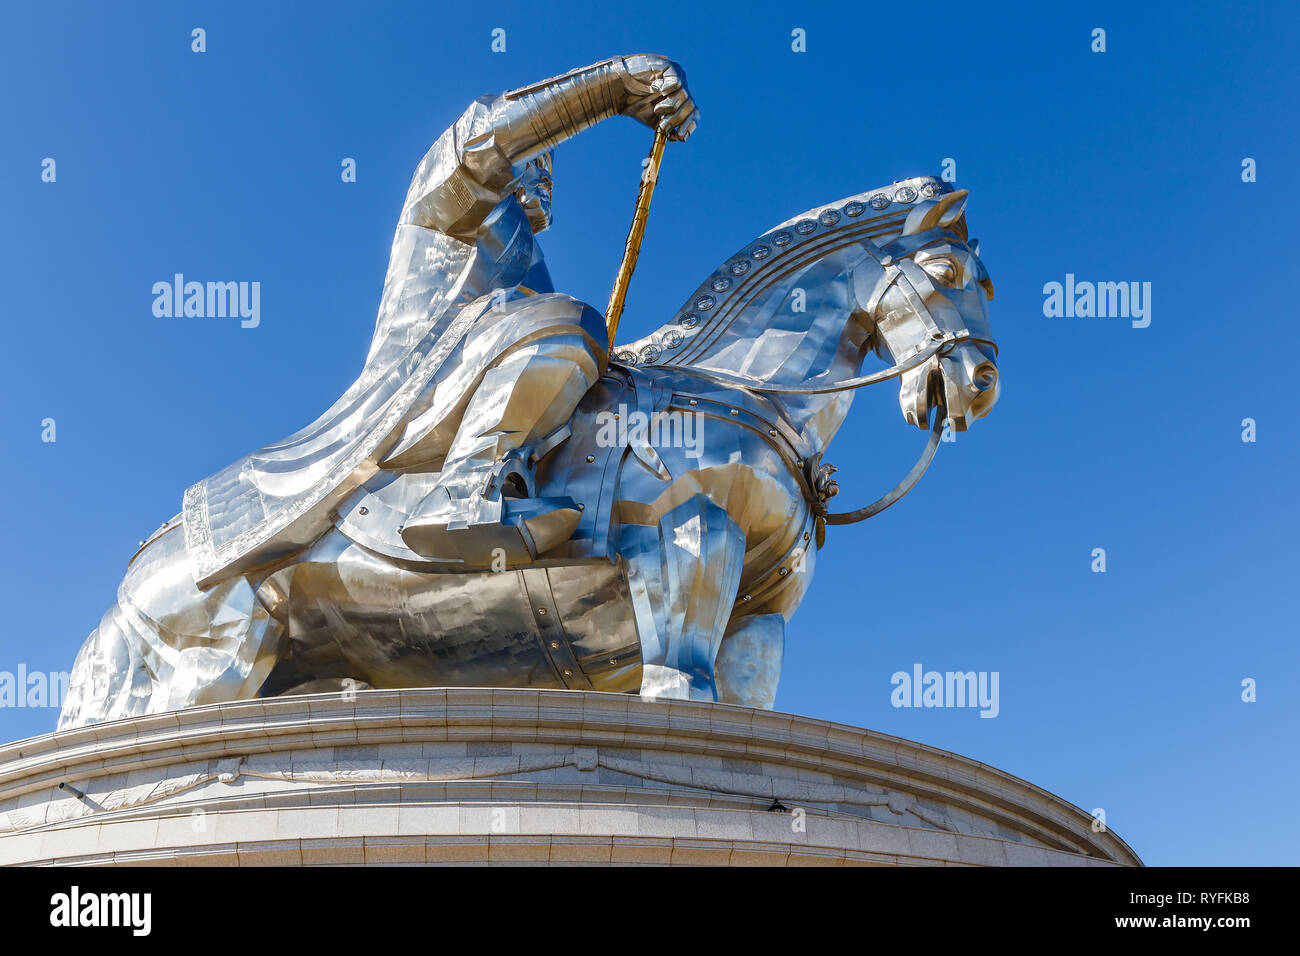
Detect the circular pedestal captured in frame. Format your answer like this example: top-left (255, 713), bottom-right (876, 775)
top-left (0, 689), bottom-right (1140, 866)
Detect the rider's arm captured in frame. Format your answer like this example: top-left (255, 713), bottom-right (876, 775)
top-left (399, 55), bottom-right (697, 241)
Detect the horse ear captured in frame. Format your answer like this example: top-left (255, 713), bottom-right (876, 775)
top-left (902, 189), bottom-right (968, 235)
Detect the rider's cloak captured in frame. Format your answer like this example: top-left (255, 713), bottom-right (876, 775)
top-left (181, 98), bottom-right (552, 588)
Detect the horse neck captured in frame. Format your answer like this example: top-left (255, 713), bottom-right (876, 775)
top-left (773, 338), bottom-right (873, 458)
top-left (676, 247), bottom-right (878, 454)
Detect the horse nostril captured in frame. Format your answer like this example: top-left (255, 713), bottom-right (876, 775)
top-left (973, 363), bottom-right (997, 391)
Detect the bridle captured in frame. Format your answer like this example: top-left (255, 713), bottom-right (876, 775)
top-left (678, 238), bottom-right (995, 528)
top-left (599, 137), bottom-right (992, 531)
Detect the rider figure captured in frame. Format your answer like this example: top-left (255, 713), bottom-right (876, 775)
top-left (387, 55), bottom-right (699, 562)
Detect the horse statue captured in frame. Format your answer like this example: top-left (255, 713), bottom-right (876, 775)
top-left (58, 57), bottom-right (999, 729)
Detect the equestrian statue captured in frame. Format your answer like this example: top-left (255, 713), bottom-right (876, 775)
top-left (59, 54), bottom-right (1000, 729)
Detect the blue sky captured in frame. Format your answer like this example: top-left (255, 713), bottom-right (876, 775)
top-left (1, 1), bottom-right (1296, 865)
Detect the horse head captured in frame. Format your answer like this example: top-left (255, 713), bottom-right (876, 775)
top-left (616, 176), bottom-right (999, 443)
top-left (850, 187), bottom-right (999, 432)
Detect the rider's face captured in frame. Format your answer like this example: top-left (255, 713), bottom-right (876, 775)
top-left (515, 155), bottom-right (553, 233)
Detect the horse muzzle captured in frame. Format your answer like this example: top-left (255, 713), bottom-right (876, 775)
top-left (898, 342), bottom-right (999, 431)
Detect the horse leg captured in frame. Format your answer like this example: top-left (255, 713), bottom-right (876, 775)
top-left (715, 613), bottom-right (785, 709)
top-left (617, 494), bottom-right (745, 702)
top-left (59, 604), bottom-right (153, 729)
top-left (59, 526), bottom-right (285, 729)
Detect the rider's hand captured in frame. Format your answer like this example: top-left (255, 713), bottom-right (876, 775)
top-left (617, 55), bottom-right (699, 141)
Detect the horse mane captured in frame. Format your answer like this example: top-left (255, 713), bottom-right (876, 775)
top-left (614, 175), bottom-right (954, 387)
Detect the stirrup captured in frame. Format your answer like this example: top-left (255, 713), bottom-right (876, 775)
top-left (398, 452), bottom-right (580, 565)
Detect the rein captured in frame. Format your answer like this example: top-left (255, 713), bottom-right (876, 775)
top-left (681, 328), bottom-right (980, 396)
top-left (821, 394), bottom-right (946, 525)
top-left (676, 331), bottom-right (976, 528)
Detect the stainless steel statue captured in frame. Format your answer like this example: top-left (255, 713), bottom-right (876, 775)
top-left (59, 55), bottom-right (999, 729)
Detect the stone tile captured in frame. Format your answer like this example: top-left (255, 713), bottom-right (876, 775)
top-left (113, 849), bottom-right (179, 866)
top-left (730, 843), bottom-right (791, 866)
top-left (518, 805), bottom-right (579, 835)
top-left (669, 839), bottom-right (733, 866)
top-left (803, 816), bottom-right (858, 852)
top-left (749, 810), bottom-right (806, 845)
top-left (424, 837), bottom-right (490, 863)
top-left (548, 836), bottom-right (613, 864)
top-left (633, 806), bottom-right (696, 838)
top-left (422, 742), bottom-right (468, 758)
top-left (34, 823), bottom-right (99, 861)
top-left (0, 831), bottom-right (43, 865)
top-left (157, 811), bottom-right (223, 848)
top-left (396, 805), bottom-right (460, 836)
top-left (300, 836), bottom-right (365, 865)
top-left (611, 838), bottom-right (673, 865)
top-left (788, 847), bottom-right (850, 867)
top-left (1001, 841), bottom-right (1054, 866)
top-left (954, 835), bottom-right (1010, 866)
top-left (171, 845), bottom-right (240, 866)
top-left (96, 816), bottom-right (161, 854)
top-left (338, 804), bottom-right (400, 837)
top-left (272, 807), bottom-right (342, 840)
top-left (577, 806), bottom-right (641, 836)
top-left (213, 809), bottom-right (279, 844)
top-left (460, 805), bottom-right (520, 835)
top-left (236, 839), bottom-right (303, 866)
top-left (853, 820), bottom-right (912, 856)
top-left (693, 810), bottom-right (753, 841)
top-left (467, 743), bottom-right (512, 757)
top-left (363, 836), bottom-right (427, 864)
top-left (488, 835), bottom-right (551, 863)
top-left (906, 827), bottom-right (961, 862)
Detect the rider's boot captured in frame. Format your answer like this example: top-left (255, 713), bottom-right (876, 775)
top-left (398, 435), bottom-right (581, 565)
top-left (397, 346), bottom-right (595, 565)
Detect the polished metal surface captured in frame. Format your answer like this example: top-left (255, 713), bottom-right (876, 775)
top-left (59, 56), bottom-right (998, 730)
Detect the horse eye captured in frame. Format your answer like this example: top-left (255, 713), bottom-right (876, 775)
top-left (923, 257), bottom-right (959, 284)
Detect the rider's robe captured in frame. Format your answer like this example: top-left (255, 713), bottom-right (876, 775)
top-left (181, 99), bottom-right (559, 588)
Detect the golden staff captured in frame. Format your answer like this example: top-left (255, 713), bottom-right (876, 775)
top-left (605, 128), bottom-right (668, 351)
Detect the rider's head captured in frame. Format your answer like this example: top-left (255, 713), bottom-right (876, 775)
top-left (513, 151), bottom-right (554, 234)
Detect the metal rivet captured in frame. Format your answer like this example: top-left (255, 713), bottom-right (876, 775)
top-left (358, 506), bottom-right (369, 516)
top-left (609, 658), bottom-right (617, 665)
top-left (769, 429), bottom-right (777, 437)
top-left (743, 594), bottom-right (752, 602)
top-left (577, 503), bottom-right (585, 511)
top-left (537, 608), bottom-right (547, 615)
top-left (586, 455), bottom-right (595, 463)
top-left (613, 413), bottom-right (619, 419)
top-left (550, 640), bottom-right (560, 649)
top-left (779, 568), bottom-right (789, 576)
top-left (563, 669), bottom-right (573, 678)
top-left (803, 533), bottom-right (810, 542)
top-left (729, 409), bottom-right (738, 416)
top-left (688, 399), bottom-right (698, 406)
